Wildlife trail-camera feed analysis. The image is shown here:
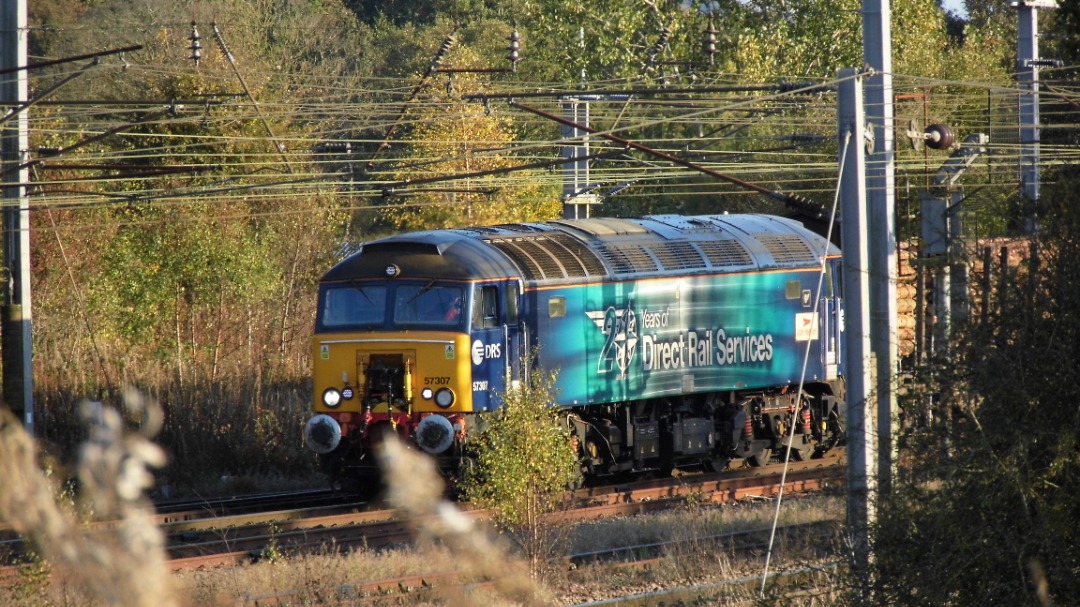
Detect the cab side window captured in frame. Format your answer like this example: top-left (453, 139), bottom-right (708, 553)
top-left (505, 283), bottom-right (519, 325)
top-left (473, 285), bottom-right (500, 328)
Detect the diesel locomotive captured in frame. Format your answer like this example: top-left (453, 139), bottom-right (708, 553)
top-left (303, 213), bottom-right (846, 490)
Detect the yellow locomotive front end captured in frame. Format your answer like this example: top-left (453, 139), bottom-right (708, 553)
top-left (303, 230), bottom-right (526, 492)
top-left (310, 330), bottom-right (477, 425)
top-left (303, 276), bottom-right (479, 488)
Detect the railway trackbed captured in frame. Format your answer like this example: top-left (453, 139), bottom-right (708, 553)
top-left (234, 522), bottom-right (843, 607)
top-left (0, 456), bottom-right (844, 586)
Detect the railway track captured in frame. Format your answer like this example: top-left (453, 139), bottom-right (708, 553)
top-left (154, 488), bottom-right (349, 519)
top-left (0, 487), bottom-right (356, 538)
top-left (0, 455), bottom-right (844, 587)
top-left (215, 513), bottom-right (844, 606)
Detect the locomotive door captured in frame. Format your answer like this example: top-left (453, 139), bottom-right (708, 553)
top-left (821, 261), bottom-right (842, 380)
top-left (821, 297), bottom-right (840, 379)
top-left (469, 283), bottom-right (512, 411)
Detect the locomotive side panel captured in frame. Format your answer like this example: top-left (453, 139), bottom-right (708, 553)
top-left (534, 269), bottom-right (833, 407)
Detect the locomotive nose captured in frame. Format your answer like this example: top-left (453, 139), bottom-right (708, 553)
top-left (304, 414), bottom-right (342, 454)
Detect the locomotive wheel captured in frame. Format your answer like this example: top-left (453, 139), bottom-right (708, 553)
top-left (747, 448), bottom-right (772, 467)
top-left (705, 453), bottom-right (730, 473)
top-left (782, 436), bottom-right (815, 462)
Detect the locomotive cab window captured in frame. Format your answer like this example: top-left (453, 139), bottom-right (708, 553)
top-left (506, 282), bottom-right (519, 325)
top-left (319, 283), bottom-right (387, 329)
top-left (473, 285), bottom-right (499, 328)
top-left (394, 282), bottom-right (466, 326)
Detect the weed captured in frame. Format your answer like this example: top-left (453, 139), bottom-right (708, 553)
top-left (12, 549), bottom-right (52, 607)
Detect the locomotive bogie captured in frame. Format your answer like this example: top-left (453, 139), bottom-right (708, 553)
top-left (562, 382), bottom-right (841, 477)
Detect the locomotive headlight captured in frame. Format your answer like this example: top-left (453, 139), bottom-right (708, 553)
top-left (421, 387), bottom-right (434, 400)
top-left (322, 387), bottom-right (343, 408)
top-left (434, 388), bottom-right (455, 408)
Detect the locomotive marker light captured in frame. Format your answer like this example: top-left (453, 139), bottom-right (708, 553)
top-left (304, 414), bottom-right (342, 454)
top-left (422, 387), bottom-right (434, 400)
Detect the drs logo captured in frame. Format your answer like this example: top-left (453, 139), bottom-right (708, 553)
top-left (471, 339), bottom-right (502, 365)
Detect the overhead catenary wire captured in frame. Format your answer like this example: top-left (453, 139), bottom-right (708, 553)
top-left (13, 48), bottom-right (1076, 221)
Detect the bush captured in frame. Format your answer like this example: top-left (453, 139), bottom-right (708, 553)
top-left (459, 365), bottom-right (581, 578)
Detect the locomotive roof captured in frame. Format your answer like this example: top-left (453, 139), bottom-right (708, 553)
top-left (322, 214), bottom-right (839, 284)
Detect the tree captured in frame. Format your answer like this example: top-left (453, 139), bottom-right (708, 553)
top-left (377, 42), bottom-right (561, 231)
top-left (459, 365), bottom-right (581, 578)
top-left (28, 0), bottom-right (363, 386)
top-left (870, 168), bottom-right (1080, 605)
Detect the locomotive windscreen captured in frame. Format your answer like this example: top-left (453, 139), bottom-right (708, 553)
top-left (320, 284), bottom-right (387, 329)
top-left (317, 280), bottom-right (468, 331)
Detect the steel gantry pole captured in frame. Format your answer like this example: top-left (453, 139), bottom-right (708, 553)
top-left (862, 0), bottom-right (899, 496)
top-left (1, 0), bottom-right (32, 430)
top-left (839, 67), bottom-right (876, 588)
top-left (561, 98), bottom-right (597, 219)
top-left (1014, 0), bottom-right (1057, 233)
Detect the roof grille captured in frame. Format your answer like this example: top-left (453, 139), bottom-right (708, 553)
top-left (647, 241), bottom-right (706, 270)
top-left (487, 234), bottom-right (606, 279)
top-left (518, 239), bottom-right (568, 278)
top-left (544, 233), bottom-right (607, 276)
top-left (596, 243), bottom-right (658, 274)
top-left (697, 239), bottom-right (753, 267)
top-left (492, 223), bottom-right (544, 233)
top-left (754, 234), bottom-right (816, 264)
top-left (489, 239), bottom-right (546, 280)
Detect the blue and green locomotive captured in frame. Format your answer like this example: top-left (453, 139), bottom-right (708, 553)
top-left (303, 213), bottom-right (845, 489)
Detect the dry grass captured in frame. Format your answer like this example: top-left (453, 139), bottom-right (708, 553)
top-left (553, 495), bottom-right (843, 603)
top-left (168, 476), bottom-right (845, 606)
top-left (33, 379), bottom-right (319, 497)
top-left (377, 435), bottom-right (558, 607)
top-left (175, 545), bottom-right (459, 606)
top-left (1, 396), bottom-right (844, 607)
top-left (568, 494), bottom-right (841, 555)
top-left (0, 390), bottom-right (176, 607)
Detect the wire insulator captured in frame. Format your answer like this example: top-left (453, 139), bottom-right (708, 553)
top-left (784, 193), bottom-right (825, 218)
top-left (704, 21), bottom-right (718, 64)
top-left (647, 25), bottom-right (672, 66)
top-left (427, 32), bottom-right (457, 76)
top-left (507, 29), bottom-right (521, 68)
top-left (778, 81), bottom-right (821, 94)
top-left (189, 22), bottom-right (203, 66)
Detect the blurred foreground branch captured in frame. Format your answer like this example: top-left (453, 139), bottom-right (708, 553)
top-left (378, 435), bottom-right (556, 607)
top-left (0, 389), bottom-right (175, 607)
